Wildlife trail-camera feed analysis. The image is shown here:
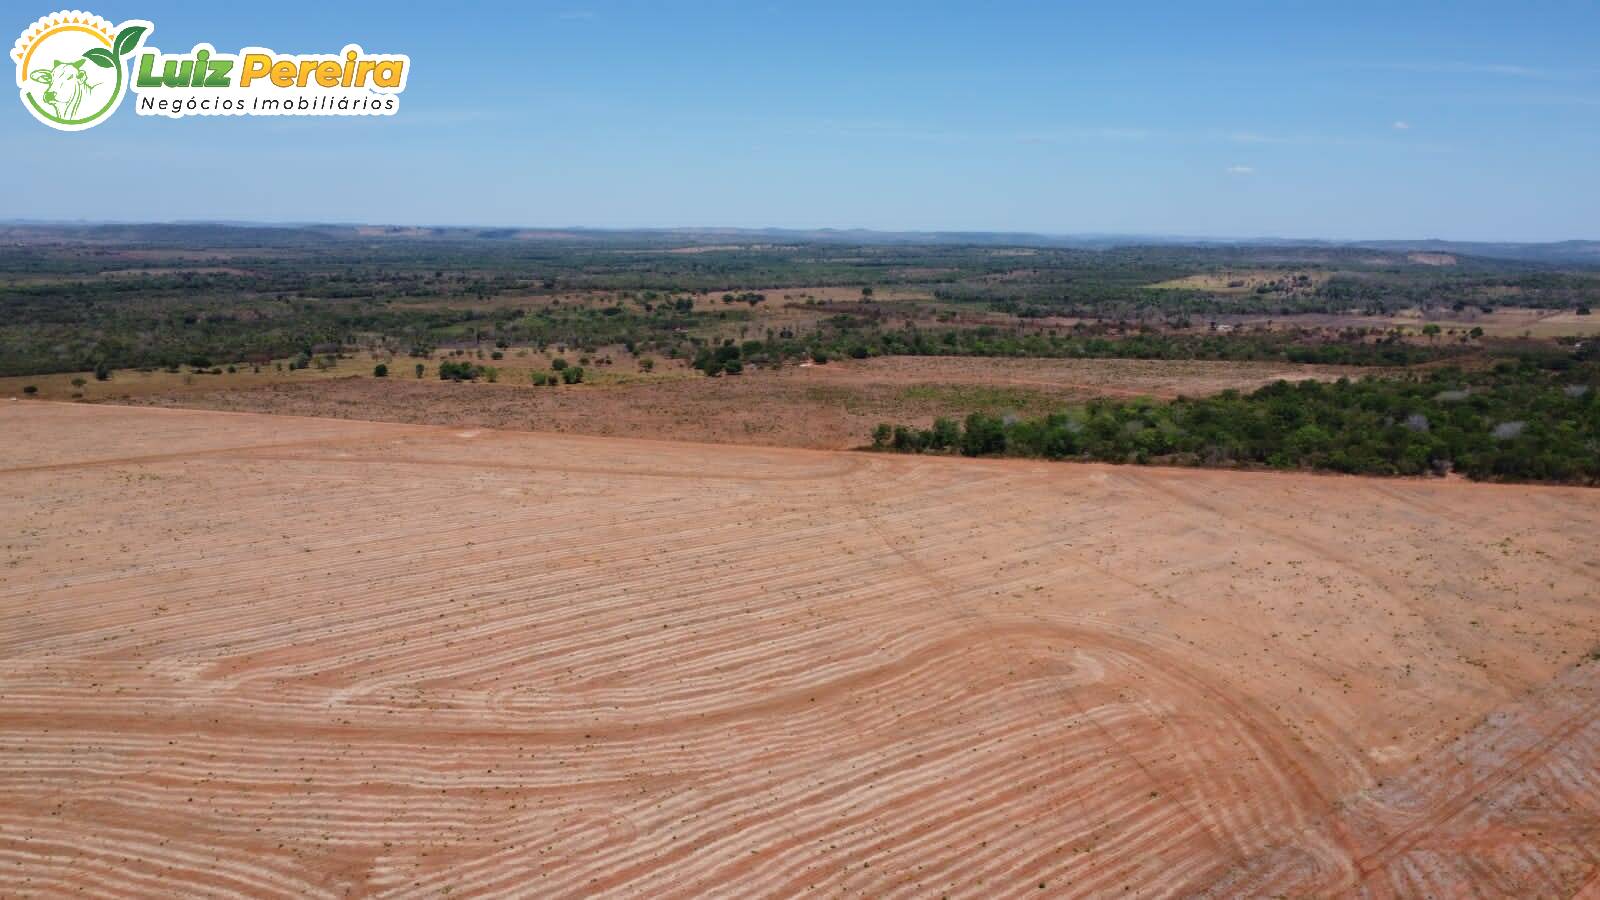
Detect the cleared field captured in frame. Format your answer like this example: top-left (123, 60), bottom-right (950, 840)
top-left (1214, 307), bottom-right (1600, 339)
top-left (2, 403), bottom-right (1598, 896)
top-left (1148, 270), bottom-right (1332, 294)
top-left (115, 357), bottom-right (1366, 450)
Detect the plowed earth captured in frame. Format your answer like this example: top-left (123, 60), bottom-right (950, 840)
top-left (3, 403), bottom-right (1598, 897)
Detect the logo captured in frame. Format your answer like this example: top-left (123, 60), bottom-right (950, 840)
top-left (14, 9), bottom-right (409, 131)
top-left (13, 10), bottom-right (149, 130)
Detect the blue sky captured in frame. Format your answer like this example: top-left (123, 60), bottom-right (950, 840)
top-left (4, 0), bottom-right (1597, 240)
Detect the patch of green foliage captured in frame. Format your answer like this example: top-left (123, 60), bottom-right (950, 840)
top-left (874, 358), bottom-right (1600, 484)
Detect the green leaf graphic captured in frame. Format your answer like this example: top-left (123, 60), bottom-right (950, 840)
top-left (113, 25), bottom-right (147, 58)
top-left (82, 48), bottom-right (115, 68)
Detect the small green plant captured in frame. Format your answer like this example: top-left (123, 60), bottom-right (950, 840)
top-left (561, 365), bottom-right (584, 384)
top-left (23, 385), bottom-right (38, 395)
top-left (373, 363), bottom-right (388, 377)
top-left (414, 363), bottom-right (425, 378)
top-left (551, 357), bottom-right (569, 371)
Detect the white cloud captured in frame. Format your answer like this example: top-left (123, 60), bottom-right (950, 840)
top-left (1226, 165), bottom-right (1254, 175)
top-left (1392, 120), bottom-right (1411, 130)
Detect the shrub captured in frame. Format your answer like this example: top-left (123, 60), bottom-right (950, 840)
top-left (531, 371), bottom-right (550, 386)
top-left (561, 365), bottom-right (585, 384)
top-left (93, 362), bottom-right (112, 381)
top-left (439, 360), bottom-right (481, 381)
top-left (928, 417), bottom-right (960, 451)
top-left (551, 357), bottom-right (569, 371)
top-left (71, 377), bottom-right (86, 388)
top-left (872, 423), bottom-right (892, 449)
top-left (23, 384), bottom-right (38, 394)
top-left (373, 363), bottom-right (388, 377)
top-left (961, 412), bottom-right (1008, 457)
top-left (693, 344), bottom-right (743, 376)
top-left (638, 356), bottom-right (655, 372)
top-left (891, 425), bottom-right (923, 452)
top-left (414, 363), bottom-right (425, 378)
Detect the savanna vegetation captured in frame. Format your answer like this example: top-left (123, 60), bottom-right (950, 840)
top-left (4, 224), bottom-right (1596, 377)
top-left (873, 354), bottom-right (1600, 484)
top-left (5, 224), bottom-right (1597, 484)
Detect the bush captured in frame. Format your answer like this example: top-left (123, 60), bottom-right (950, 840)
top-left (891, 425), bottom-right (923, 452)
top-left (872, 423), bottom-right (892, 449)
top-left (961, 412), bottom-right (1008, 457)
top-left (928, 417), bottom-right (960, 451)
top-left (693, 343), bottom-right (742, 376)
top-left (439, 360), bottom-right (481, 381)
top-left (93, 362), bottom-right (112, 381)
top-left (23, 384), bottom-right (38, 395)
top-left (531, 371), bottom-right (550, 386)
top-left (414, 363), bottom-right (425, 378)
top-left (373, 363), bottom-right (388, 377)
top-left (71, 377), bottom-right (86, 388)
top-left (551, 357), bottom-right (569, 371)
top-left (561, 365), bottom-right (585, 384)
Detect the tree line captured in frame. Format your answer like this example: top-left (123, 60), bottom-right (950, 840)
top-left (871, 357), bottom-right (1600, 485)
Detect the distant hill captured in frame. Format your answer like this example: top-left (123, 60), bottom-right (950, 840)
top-left (1349, 239), bottom-right (1600, 266)
top-left (2, 220), bottom-right (1597, 266)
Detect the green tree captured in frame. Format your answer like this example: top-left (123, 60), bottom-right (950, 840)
top-left (961, 413), bottom-right (1007, 456)
top-left (928, 417), bottom-right (960, 450)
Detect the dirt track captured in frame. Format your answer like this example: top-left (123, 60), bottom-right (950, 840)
top-left (3, 402), bottom-right (1598, 897)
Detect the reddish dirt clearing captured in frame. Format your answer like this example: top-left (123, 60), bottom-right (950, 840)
top-left (2, 403), bottom-right (1598, 896)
